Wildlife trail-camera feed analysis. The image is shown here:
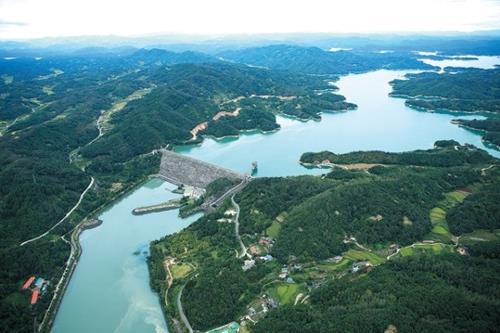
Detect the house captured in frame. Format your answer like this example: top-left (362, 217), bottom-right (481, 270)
top-left (224, 208), bottom-right (237, 217)
top-left (242, 259), bottom-right (255, 271)
top-left (260, 254), bottom-right (273, 262)
top-left (248, 245), bottom-right (261, 256)
top-left (21, 276), bottom-right (35, 290)
top-left (352, 261), bottom-right (372, 273)
top-left (258, 237), bottom-right (272, 246)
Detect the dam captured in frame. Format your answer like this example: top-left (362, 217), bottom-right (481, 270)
top-left (157, 148), bottom-right (244, 189)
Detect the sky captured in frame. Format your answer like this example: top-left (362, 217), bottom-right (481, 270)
top-left (0, 0), bottom-right (499, 40)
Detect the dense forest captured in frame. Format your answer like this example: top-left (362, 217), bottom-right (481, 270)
top-left (80, 62), bottom-right (355, 163)
top-left (0, 46), bottom-right (358, 332)
top-left (253, 253), bottom-right (500, 333)
top-left (219, 45), bottom-right (435, 74)
top-left (300, 141), bottom-right (494, 167)
top-left (149, 143), bottom-right (500, 332)
top-left (1, 41), bottom-right (500, 333)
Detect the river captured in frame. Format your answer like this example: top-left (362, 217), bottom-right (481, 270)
top-left (52, 68), bottom-right (499, 333)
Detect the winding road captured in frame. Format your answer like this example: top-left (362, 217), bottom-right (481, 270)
top-left (231, 194), bottom-right (249, 259)
top-left (19, 176), bottom-right (95, 246)
top-left (177, 284), bottom-right (194, 333)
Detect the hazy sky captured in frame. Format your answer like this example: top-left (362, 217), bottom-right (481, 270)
top-left (0, 0), bottom-right (499, 39)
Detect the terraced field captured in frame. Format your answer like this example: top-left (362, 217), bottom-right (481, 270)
top-left (427, 190), bottom-right (470, 242)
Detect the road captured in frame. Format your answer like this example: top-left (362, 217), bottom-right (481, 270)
top-left (177, 284), bottom-right (194, 333)
top-left (19, 176), bottom-right (95, 246)
top-left (231, 194), bottom-right (249, 259)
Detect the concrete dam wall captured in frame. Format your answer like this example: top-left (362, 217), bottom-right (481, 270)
top-left (158, 149), bottom-right (243, 188)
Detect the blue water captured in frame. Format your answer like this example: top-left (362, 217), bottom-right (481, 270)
top-left (53, 69), bottom-right (499, 333)
top-left (176, 70), bottom-right (499, 176)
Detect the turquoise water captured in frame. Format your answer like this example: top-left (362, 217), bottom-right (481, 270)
top-left (52, 69), bottom-right (499, 333)
top-left (52, 179), bottom-right (200, 333)
top-left (419, 55), bottom-right (500, 71)
top-left (176, 70), bottom-right (499, 176)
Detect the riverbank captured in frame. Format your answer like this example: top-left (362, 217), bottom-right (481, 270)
top-left (40, 174), bottom-right (155, 333)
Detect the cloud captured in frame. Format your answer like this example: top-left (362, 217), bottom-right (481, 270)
top-left (0, 0), bottom-right (499, 39)
top-left (0, 20), bottom-right (26, 26)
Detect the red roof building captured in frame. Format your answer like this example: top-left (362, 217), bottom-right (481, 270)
top-left (30, 289), bottom-right (39, 305)
top-left (22, 276), bottom-right (35, 290)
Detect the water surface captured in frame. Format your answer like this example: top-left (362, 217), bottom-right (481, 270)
top-left (176, 70), bottom-right (499, 176)
top-left (53, 69), bottom-right (499, 333)
top-left (53, 179), bottom-right (200, 333)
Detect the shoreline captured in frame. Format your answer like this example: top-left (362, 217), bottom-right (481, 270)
top-left (39, 175), bottom-right (154, 333)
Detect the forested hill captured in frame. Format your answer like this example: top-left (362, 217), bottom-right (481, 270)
top-left (0, 51), bottom-right (356, 332)
top-left (149, 142), bottom-right (500, 332)
top-left (219, 44), bottom-right (435, 74)
top-left (390, 68), bottom-right (500, 147)
top-left (80, 62), bottom-right (355, 163)
top-left (300, 140), bottom-right (495, 167)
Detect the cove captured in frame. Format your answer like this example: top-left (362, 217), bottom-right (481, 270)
top-left (176, 69), bottom-right (499, 176)
top-left (52, 69), bottom-right (499, 333)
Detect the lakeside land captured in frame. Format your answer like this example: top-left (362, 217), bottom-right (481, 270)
top-left (0, 45), bottom-right (362, 332)
top-left (149, 141), bottom-right (500, 332)
top-left (390, 68), bottom-right (500, 148)
top-left (1, 38), bottom-right (500, 333)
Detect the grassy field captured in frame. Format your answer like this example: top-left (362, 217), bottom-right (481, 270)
top-left (266, 220), bottom-right (282, 238)
top-left (171, 263), bottom-right (193, 280)
top-left (400, 243), bottom-right (453, 257)
top-left (316, 258), bottom-right (351, 272)
top-left (268, 283), bottom-right (301, 306)
top-left (426, 190), bottom-right (470, 242)
top-left (344, 249), bottom-right (386, 265)
top-left (460, 229), bottom-right (500, 245)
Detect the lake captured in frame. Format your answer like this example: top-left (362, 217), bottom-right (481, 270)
top-left (52, 68), bottom-right (499, 333)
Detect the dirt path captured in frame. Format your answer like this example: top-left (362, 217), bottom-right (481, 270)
top-left (212, 107), bottom-right (241, 121)
top-left (163, 257), bottom-right (175, 306)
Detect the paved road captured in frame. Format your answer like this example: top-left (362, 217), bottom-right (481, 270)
top-left (231, 194), bottom-right (249, 259)
top-left (19, 176), bottom-right (95, 246)
top-left (177, 284), bottom-right (194, 333)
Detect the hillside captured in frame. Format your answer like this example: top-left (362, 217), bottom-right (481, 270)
top-left (219, 44), bottom-right (435, 74)
top-left (149, 143), bottom-right (500, 332)
top-left (390, 68), bottom-right (500, 147)
top-left (0, 50), bottom-right (356, 332)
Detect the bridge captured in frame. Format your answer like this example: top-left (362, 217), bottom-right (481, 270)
top-left (158, 149), bottom-right (244, 189)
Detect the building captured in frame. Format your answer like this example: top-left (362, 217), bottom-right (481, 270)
top-left (30, 289), bottom-right (39, 305)
top-left (352, 261), bottom-right (372, 273)
top-left (21, 276), bottom-right (35, 290)
top-left (242, 259), bottom-right (255, 271)
top-left (259, 254), bottom-right (273, 262)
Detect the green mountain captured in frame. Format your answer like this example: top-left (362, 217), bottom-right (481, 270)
top-left (219, 44), bottom-right (435, 74)
top-left (149, 143), bottom-right (500, 332)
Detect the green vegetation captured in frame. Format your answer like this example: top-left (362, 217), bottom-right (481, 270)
top-left (267, 283), bottom-right (301, 306)
top-left (220, 45), bottom-right (434, 74)
top-left (343, 250), bottom-right (385, 265)
top-left (149, 143), bottom-right (499, 332)
top-left (447, 182), bottom-right (500, 234)
top-left (301, 142), bottom-right (494, 167)
top-left (391, 68), bottom-right (500, 147)
top-left (254, 254), bottom-right (500, 333)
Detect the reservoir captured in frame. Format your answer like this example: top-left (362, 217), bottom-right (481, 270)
top-left (52, 69), bottom-right (500, 332)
